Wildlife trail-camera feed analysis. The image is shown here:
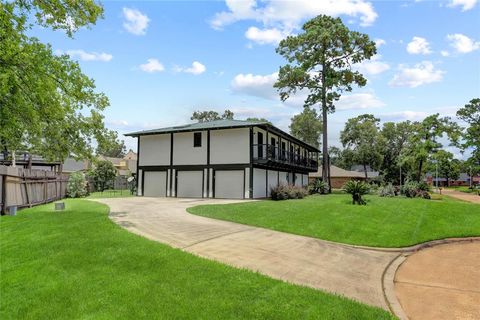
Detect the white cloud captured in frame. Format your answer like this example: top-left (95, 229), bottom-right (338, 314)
top-left (446, 33), bottom-right (480, 53)
top-left (380, 111), bottom-right (429, 122)
top-left (122, 7), bottom-right (150, 35)
top-left (60, 49), bottom-right (113, 62)
top-left (389, 61), bottom-right (444, 88)
top-left (174, 61), bottom-right (207, 75)
top-left (375, 38), bottom-right (386, 47)
top-left (447, 0), bottom-right (477, 11)
top-left (406, 36), bottom-right (432, 55)
top-left (354, 54), bottom-right (390, 75)
top-left (210, 0), bottom-right (378, 32)
top-left (336, 93), bottom-right (385, 110)
top-left (139, 58), bottom-right (165, 73)
top-left (245, 27), bottom-right (287, 45)
top-left (440, 50), bottom-right (450, 57)
top-left (231, 72), bottom-right (278, 100)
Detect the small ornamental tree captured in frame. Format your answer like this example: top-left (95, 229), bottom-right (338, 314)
top-left (342, 180), bottom-right (370, 205)
top-left (67, 172), bottom-right (88, 198)
top-left (91, 160), bottom-right (116, 192)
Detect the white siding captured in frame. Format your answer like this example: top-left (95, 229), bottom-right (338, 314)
top-left (253, 168), bottom-right (267, 198)
top-left (302, 174), bottom-right (309, 187)
top-left (295, 173), bottom-right (302, 187)
top-left (173, 132), bottom-right (207, 165)
top-left (210, 128), bottom-right (250, 164)
top-left (279, 171), bottom-right (288, 186)
top-left (244, 167), bottom-right (250, 198)
top-left (139, 134), bottom-right (170, 166)
top-left (267, 170), bottom-right (278, 196)
top-left (137, 169), bottom-right (143, 196)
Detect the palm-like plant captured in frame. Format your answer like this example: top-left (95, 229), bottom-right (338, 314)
top-left (343, 180), bottom-right (370, 205)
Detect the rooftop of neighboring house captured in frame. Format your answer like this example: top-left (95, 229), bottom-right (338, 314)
top-left (125, 119), bottom-right (320, 152)
top-left (310, 165), bottom-right (365, 178)
top-left (425, 172), bottom-right (476, 182)
top-left (350, 165), bottom-right (380, 178)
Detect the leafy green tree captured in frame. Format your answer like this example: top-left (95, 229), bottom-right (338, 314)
top-left (191, 110), bottom-right (234, 122)
top-left (96, 130), bottom-right (126, 158)
top-left (289, 107), bottom-right (322, 148)
top-left (428, 150), bottom-right (460, 186)
top-left (340, 114), bottom-right (384, 179)
top-left (245, 117), bottom-right (272, 125)
top-left (90, 160), bottom-right (116, 192)
top-left (379, 121), bottom-right (414, 184)
top-left (0, 0), bottom-right (109, 164)
top-left (402, 114), bottom-right (461, 182)
top-left (457, 98), bottom-right (479, 167)
top-left (274, 15), bottom-right (376, 188)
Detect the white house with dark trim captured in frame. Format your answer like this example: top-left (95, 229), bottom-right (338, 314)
top-left (126, 119), bottom-right (319, 199)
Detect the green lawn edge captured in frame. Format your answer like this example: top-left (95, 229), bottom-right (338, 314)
top-left (0, 199), bottom-right (394, 320)
top-left (187, 194), bottom-right (480, 248)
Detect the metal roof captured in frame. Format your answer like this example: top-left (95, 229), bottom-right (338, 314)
top-left (125, 119), bottom-right (320, 151)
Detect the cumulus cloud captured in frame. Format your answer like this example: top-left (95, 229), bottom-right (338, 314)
top-left (336, 93), bottom-right (385, 110)
top-left (59, 49), bottom-right (113, 62)
top-left (447, 0), bottom-right (477, 11)
top-left (406, 36), bottom-right (432, 55)
top-left (379, 111), bottom-right (429, 122)
top-left (173, 61), bottom-right (207, 75)
top-left (440, 50), bottom-right (450, 57)
top-left (389, 61), bottom-right (444, 88)
top-left (231, 72), bottom-right (278, 100)
top-left (446, 33), bottom-right (480, 53)
top-left (139, 58), bottom-right (165, 73)
top-left (354, 54), bottom-right (390, 75)
top-left (245, 27), bottom-right (288, 45)
top-left (375, 38), bottom-right (386, 47)
top-left (122, 7), bottom-right (150, 35)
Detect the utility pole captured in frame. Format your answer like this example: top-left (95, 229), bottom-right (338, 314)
top-left (436, 161), bottom-right (439, 193)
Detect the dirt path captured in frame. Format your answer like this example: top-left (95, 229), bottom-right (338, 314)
top-left (395, 241), bottom-right (480, 320)
top-left (441, 188), bottom-right (480, 204)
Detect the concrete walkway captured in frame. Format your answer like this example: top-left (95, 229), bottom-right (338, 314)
top-left (441, 188), bottom-right (480, 204)
top-left (96, 197), bottom-right (398, 310)
top-left (395, 241), bottom-right (480, 320)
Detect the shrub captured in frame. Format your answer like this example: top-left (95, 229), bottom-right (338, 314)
top-left (400, 180), bottom-right (419, 198)
top-left (90, 160), bottom-right (117, 192)
top-left (271, 184), bottom-right (308, 200)
top-left (378, 183), bottom-right (396, 197)
top-left (67, 172), bottom-right (89, 198)
top-left (308, 178), bottom-right (329, 194)
top-left (342, 180), bottom-right (370, 205)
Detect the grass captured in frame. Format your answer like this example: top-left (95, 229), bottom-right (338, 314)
top-left (188, 194), bottom-right (480, 248)
top-left (86, 189), bottom-right (134, 198)
top-left (446, 186), bottom-right (478, 194)
top-left (0, 200), bottom-right (394, 319)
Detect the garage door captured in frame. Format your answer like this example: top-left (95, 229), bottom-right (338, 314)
top-left (177, 171), bottom-right (203, 198)
top-left (215, 170), bottom-right (244, 199)
top-left (143, 171), bottom-right (167, 197)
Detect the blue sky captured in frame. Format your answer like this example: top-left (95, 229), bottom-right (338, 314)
top-left (30, 0), bottom-right (480, 153)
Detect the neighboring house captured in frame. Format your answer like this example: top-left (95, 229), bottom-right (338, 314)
top-left (0, 152), bottom-right (62, 172)
top-left (98, 155), bottom-right (137, 176)
top-left (425, 172), bottom-right (479, 187)
top-left (126, 119), bottom-right (319, 199)
top-left (350, 164), bottom-right (380, 180)
top-left (309, 165), bottom-right (366, 189)
top-left (62, 158), bottom-right (90, 174)
top-left (62, 153), bottom-right (138, 176)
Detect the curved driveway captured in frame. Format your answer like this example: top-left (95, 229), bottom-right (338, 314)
top-left (96, 197), bottom-right (398, 310)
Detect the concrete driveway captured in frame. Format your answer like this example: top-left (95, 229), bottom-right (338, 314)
top-left (96, 197), bottom-right (398, 310)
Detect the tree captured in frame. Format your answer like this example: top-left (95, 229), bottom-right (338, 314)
top-left (90, 160), bottom-right (116, 192)
top-left (457, 98), bottom-right (480, 167)
top-left (428, 150), bottom-right (460, 186)
top-left (289, 107), bottom-right (322, 148)
top-left (0, 1), bottom-right (109, 165)
top-left (402, 114), bottom-right (461, 182)
top-left (340, 114), bottom-right (384, 179)
top-left (274, 15), bottom-right (376, 189)
top-left (379, 121), bottom-right (414, 184)
top-left (190, 109), bottom-right (234, 122)
top-left (245, 117), bottom-right (272, 125)
top-left (96, 130), bottom-right (126, 158)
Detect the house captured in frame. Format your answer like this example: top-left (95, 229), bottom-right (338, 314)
top-left (309, 165), bottom-right (366, 189)
top-left (425, 172), bottom-right (480, 187)
top-left (62, 153), bottom-right (138, 176)
top-left (98, 155), bottom-right (137, 176)
top-left (125, 119), bottom-right (319, 199)
top-left (350, 164), bottom-right (380, 180)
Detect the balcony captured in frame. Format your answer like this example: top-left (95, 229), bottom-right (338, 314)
top-left (252, 144), bottom-right (318, 171)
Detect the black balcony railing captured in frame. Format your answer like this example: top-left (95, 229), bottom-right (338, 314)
top-left (253, 144), bottom-right (318, 171)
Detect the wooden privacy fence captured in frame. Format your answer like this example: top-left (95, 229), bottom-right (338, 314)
top-left (0, 165), bottom-right (68, 214)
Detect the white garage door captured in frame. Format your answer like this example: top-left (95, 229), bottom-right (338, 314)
top-left (143, 171), bottom-right (167, 197)
top-left (177, 171), bottom-right (203, 198)
top-left (279, 171), bottom-right (288, 186)
top-left (215, 170), bottom-right (244, 199)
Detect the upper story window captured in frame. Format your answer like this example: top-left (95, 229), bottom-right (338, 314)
top-left (193, 132), bottom-right (202, 147)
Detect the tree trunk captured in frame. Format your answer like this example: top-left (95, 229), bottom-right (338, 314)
top-left (417, 159), bottom-right (423, 182)
top-left (363, 163), bottom-right (368, 179)
top-left (321, 66), bottom-right (330, 192)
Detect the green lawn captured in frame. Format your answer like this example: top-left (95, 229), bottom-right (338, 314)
top-left (86, 189), bottom-right (134, 198)
top-left (446, 186), bottom-right (478, 194)
top-left (188, 194), bottom-right (480, 248)
top-left (0, 200), bottom-right (393, 319)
